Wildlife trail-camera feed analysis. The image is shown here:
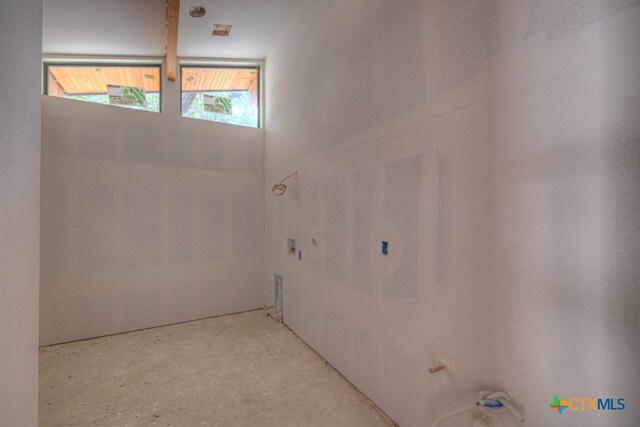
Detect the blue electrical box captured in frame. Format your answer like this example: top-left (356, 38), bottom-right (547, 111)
top-left (381, 241), bottom-right (388, 256)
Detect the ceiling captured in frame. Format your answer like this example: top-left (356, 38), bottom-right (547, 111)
top-left (177, 0), bottom-right (299, 59)
top-left (43, 0), bottom-right (300, 59)
top-left (47, 66), bottom-right (161, 95)
top-left (46, 66), bottom-right (257, 102)
top-left (181, 68), bottom-right (257, 93)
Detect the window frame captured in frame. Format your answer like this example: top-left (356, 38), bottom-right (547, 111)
top-left (179, 64), bottom-right (261, 128)
top-left (43, 62), bottom-right (163, 113)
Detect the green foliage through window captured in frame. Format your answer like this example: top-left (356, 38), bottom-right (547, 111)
top-left (45, 64), bottom-right (161, 113)
top-left (181, 91), bottom-right (258, 128)
top-left (63, 93), bottom-right (160, 112)
top-left (180, 66), bottom-right (259, 128)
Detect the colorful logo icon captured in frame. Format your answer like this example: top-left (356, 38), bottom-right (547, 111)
top-left (550, 395), bottom-right (625, 414)
top-left (550, 396), bottom-right (568, 414)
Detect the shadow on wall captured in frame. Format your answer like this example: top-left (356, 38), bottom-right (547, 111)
top-left (605, 96), bottom-right (640, 372)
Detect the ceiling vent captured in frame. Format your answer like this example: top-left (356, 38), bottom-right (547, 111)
top-left (189, 6), bottom-right (206, 17)
top-left (212, 24), bottom-right (232, 37)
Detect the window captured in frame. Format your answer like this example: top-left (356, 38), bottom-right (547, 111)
top-left (181, 66), bottom-right (259, 128)
top-left (45, 64), bottom-right (161, 112)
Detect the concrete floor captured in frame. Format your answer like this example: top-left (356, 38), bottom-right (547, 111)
top-left (39, 309), bottom-right (395, 426)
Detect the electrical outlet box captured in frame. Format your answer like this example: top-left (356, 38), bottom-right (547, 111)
top-left (287, 238), bottom-right (296, 255)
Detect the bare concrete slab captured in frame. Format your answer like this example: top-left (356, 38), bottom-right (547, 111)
top-left (39, 309), bottom-right (395, 426)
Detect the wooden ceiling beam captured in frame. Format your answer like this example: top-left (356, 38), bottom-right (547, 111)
top-left (166, 0), bottom-right (180, 81)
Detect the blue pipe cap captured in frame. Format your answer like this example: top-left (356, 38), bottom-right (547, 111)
top-left (479, 400), bottom-right (504, 408)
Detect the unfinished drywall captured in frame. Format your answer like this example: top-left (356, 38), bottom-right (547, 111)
top-left (0, 0), bottom-right (42, 424)
top-left (42, 0), bottom-right (166, 56)
top-left (40, 63), bottom-right (264, 346)
top-left (265, 1), bottom-right (640, 425)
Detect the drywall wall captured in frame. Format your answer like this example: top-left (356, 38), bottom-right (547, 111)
top-left (0, 0), bottom-right (42, 424)
top-left (40, 63), bottom-right (265, 345)
top-left (43, 0), bottom-right (166, 56)
top-left (264, 1), bottom-right (640, 426)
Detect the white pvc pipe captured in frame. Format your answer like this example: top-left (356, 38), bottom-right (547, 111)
top-left (431, 403), bottom-right (476, 426)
